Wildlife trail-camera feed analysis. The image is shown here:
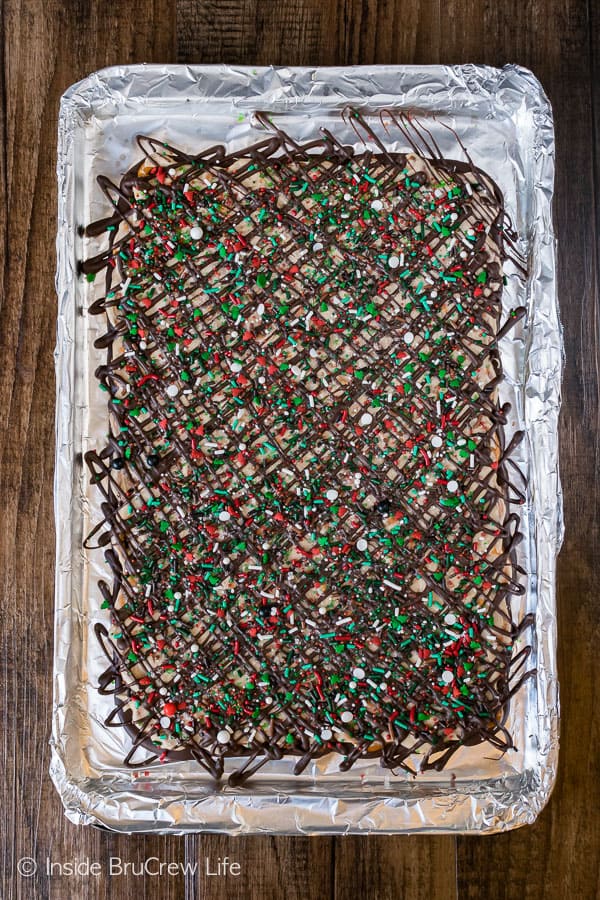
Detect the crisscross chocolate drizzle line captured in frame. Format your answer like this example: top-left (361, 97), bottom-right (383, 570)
top-left (81, 108), bottom-right (533, 785)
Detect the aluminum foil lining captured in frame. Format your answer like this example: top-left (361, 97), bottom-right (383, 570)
top-left (53, 64), bottom-right (562, 834)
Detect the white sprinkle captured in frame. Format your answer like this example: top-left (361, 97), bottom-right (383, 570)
top-left (310, 348), bottom-right (318, 358)
top-left (353, 667), bottom-right (366, 679)
top-left (189, 225), bottom-right (203, 240)
top-left (139, 340), bottom-right (147, 350)
top-left (359, 412), bottom-right (373, 427)
top-left (166, 384), bottom-right (179, 398)
top-left (447, 480), bottom-right (459, 493)
top-left (444, 613), bottom-right (457, 626)
top-left (383, 579), bottom-right (403, 592)
top-left (218, 510), bottom-right (231, 522)
top-left (371, 199), bottom-right (383, 211)
top-left (320, 728), bottom-right (333, 741)
top-left (313, 242), bottom-right (324, 251)
top-left (469, 454), bottom-right (475, 468)
top-left (173, 592), bottom-right (181, 599)
top-left (441, 671), bottom-right (454, 684)
top-left (341, 711), bottom-right (354, 723)
top-left (326, 489), bottom-right (339, 501)
top-left (231, 361), bottom-right (242, 373)
top-left (159, 716), bottom-right (171, 729)
top-left (431, 435), bottom-right (443, 449)
top-left (388, 255), bottom-right (400, 269)
top-left (190, 643), bottom-right (199, 652)
top-left (356, 538), bottom-right (368, 551)
top-left (216, 729), bottom-right (231, 744)
top-left (403, 331), bottom-right (414, 345)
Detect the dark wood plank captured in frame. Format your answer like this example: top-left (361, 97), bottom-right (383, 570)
top-left (0, 2), bottom-right (179, 899)
top-left (186, 835), bottom-right (333, 900)
top-left (456, 0), bottom-right (600, 898)
top-left (335, 835), bottom-right (456, 900)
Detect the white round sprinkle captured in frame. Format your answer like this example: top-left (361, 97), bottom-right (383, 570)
top-left (441, 671), bottom-right (454, 684)
top-left (344, 193), bottom-right (352, 201)
top-left (190, 643), bottom-right (199, 652)
top-left (310, 348), bottom-right (318, 358)
top-left (352, 667), bottom-right (365, 679)
top-left (326, 489), bottom-right (339, 501)
top-left (166, 384), bottom-right (179, 398)
top-left (320, 728), bottom-right (333, 741)
top-left (371, 199), bottom-right (383, 211)
top-left (356, 538), bottom-right (368, 551)
top-left (431, 435), bottom-right (443, 449)
top-left (388, 255), bottom-right (400, 269)
top-left (219, 510), bottom-right (231, 522)
top-left (313, 242), bottom-right (324, 251)
top-left (159, 716), bottom-right (171, 729)
top-left (173, 592), bottom-right (182, 599)
top-left (264, 696), bottom-right (273, 705)
top-left (216, 730), bottom-right (231, 744)
top-left (189, 225), bottom-right (204, 240)
top-left (239, 442), bottom-right (246, 450)
top-left (444, 613), bottom-right (457, 626)
top-left (447, 480), bottom-right (459, 493)
top-left (139, 340), bottom-right (147, 350)
top-left (403, 331), bottom-right (414, 345)
top-left (359, 412), bottom-right (373, 427)
top-left (231, 361), bottom-right (242, 373)
top-left (349, 681), bottom-right (357, 689)
top-left (341, 710), bottom-right (354, 723)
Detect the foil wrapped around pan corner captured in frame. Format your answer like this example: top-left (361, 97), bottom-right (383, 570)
top-left (53, 63), bottom-right (562, 834)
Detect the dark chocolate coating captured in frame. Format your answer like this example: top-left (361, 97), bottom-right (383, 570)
top-left (82, 109), bottom-right (532, 784)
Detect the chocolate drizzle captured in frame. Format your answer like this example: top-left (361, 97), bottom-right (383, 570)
top-left (82, 109), bottom-right (532, 784)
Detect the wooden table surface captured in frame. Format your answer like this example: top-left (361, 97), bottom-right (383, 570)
top-left (1, 1), bottom-right (598, 898)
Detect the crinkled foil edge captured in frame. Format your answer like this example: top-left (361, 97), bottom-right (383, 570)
top-left (52, 64), bottom-right (562, 834)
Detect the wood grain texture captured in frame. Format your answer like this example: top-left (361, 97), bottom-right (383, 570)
top-left (0, 3), bottom-right (178, 900)
top-left (335, 835), bottom-right (457, 900)
top-left (1, 0), bottom-right (598, 898)
top-left (187, 835), bottom-right (333, 900)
